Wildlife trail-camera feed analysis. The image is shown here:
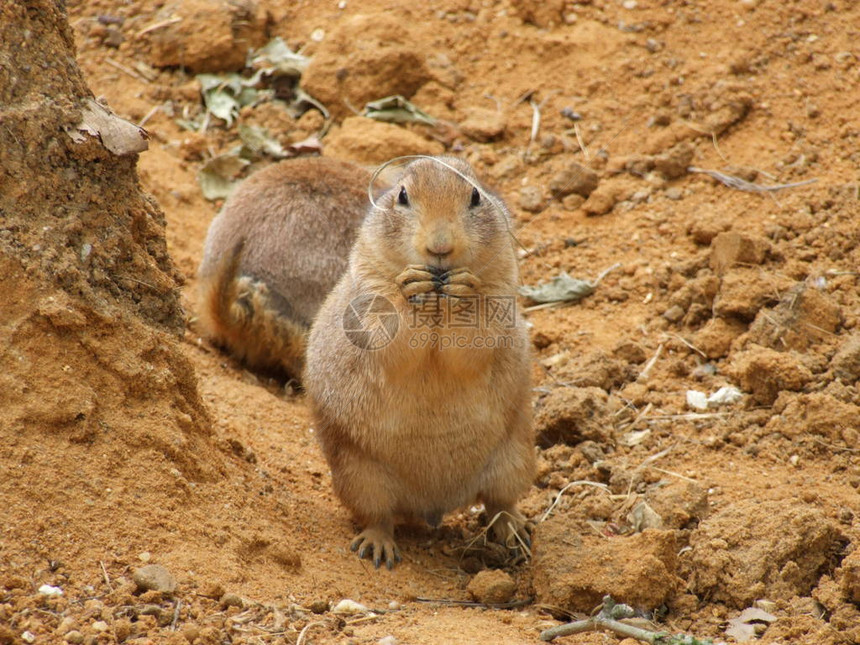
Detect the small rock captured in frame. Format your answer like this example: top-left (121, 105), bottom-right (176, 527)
top-left (665, 187), bottom-right (683, 200)
top-left (91, 621), bottom-right (109, 633)
top-left (689, 216), bottom-right (730, 246)
top-left (662, 304), bottom-right (685, 323)
top-left (582, 186), bottom-right (617, 216)
top-left (38, 584), bottom-right (63, 596)
top-left (534, 386), bottom-right (612, 448)
top-left (138, 552), bottom-right (151, 563)
top-left (56, 617), bottom-right (76, 636)
top-left (549, 162), bottom-right (599, 198)
top-left (686, 390), bottom-right (708, 411)
top-left (332, 599), bottom-right (369, 615)
top-left (460, 108), bottom-right (506, 142)
top-left (377, 636), bottom-right (398, 645)
top-left (518, 185), bottom-right (544, 213)
top-left (387, 600), bottom-right (401, 610)
top-left (646, 481), bottom-right (709, 530)
top-left (132, 564), bottom-right (178, 595)
top-left (709, 231), bottom-right (771, 275)
top-left (220, 593), bottom-right (244, 609)
top-left (64, 631), bottom-right (84, 644)
top-left (561, 193), bottom-right (585, 211)
top-left (831, 334), bottom-right (860, 383)
top-left (466, 569), bottom-right (516, 604)
top-left (309, 599), bottom-right (329, 614)
top-left (731, 346), bottom-right (812, 405)
top-left (199, 582), bottom-right (225, 600)
top-left (21, 631), bottom-right (35, 644)
top-left (654, 142), bottom-right (693, 179)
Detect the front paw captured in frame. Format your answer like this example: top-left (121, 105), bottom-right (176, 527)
top-left (396, 265), bottom-right (437, 302)
top-left (438, 268), bottom-right (482, 298)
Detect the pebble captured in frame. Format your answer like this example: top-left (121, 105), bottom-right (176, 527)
top-left (220, 593), bottom-right (244, 609)
top-left (21, 631), bottom-right (35, 644)
top-left (665, 187), bottom-right (683, 200)
top-left (38, 584), bottom-right (63, 596)
top-left (132, 564), bottom-right (177, 595)
top-left (549, 162), bottom-right (599, 198)
top-left (663, 304), bottom-right (685, 323)
top-left (64, 631), bottom-right (84, 644)
top-left (91, 621), bottom-right (109, 633)
top-left (388, 600), bottom-right (401, 611)
top-left (378, 637), bottom-right (398, 645)
top-left (332, 599), bottom-right (369, 615)
top-left (460, 108), bottom-right (507, 142)
top-left (466, 569), bottom-right (516, 604)
top-left (518, 185), bottom-right (544, 213)
top-left (309, 599), bottom-right (329, 614)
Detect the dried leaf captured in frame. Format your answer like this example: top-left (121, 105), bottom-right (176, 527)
top-left (197, 152), bottom-right (249, 200)
top-left (518, 272), bottom-right (595, 304)
top-left (197, 70), bottom-right (266, 127)
top-left (628, 501), bottom-right (663, 532)
top-left (286, 135), bottom-right (323, 155)
top-left (249, 37), bottom-right (309, 77)
top-left (238, 124), bottom-right (287, 159)
top-left (65, 98), bottom-right (148, 155)
top-left (285, 88), bottom-right (329, 120)
top-left (363, 95), bottom-right (436, 125)
top-left (725, 607), bottom-right (777, 642)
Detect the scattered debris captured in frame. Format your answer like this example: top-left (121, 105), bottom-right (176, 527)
top-left (685, 386), bottom-right (743, 411)
top-left (38, 584), bottom-right (63, 596)
top-left (725, 607), bottom-right (777, 642)
top-left (247, 37), bottom-right (310, 77)
top-left (197, 151), bottom-right (249, 200)
top-left (689, 166), bottom-right (817, 194)
top-left (238, 123), bottom-right (288, 159)
top-left (362, 95), bottom-right (436, 125)
top-left (331, 599), bottom-right (371, 616)
top-left (519, 263), bottom-right (620, 307)
top-left (65, 98), bottom-right (149, 155)
top-left (132, 564), bottom-right (178, 595)
top-left (467, 569), bottom-right (517, 604)
top-left (540, 595), bottom-right (724, 644)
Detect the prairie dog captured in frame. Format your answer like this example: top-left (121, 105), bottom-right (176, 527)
top-left (306, 156), bottom-right (535, 569)
top-left (197, 157), bottom-right (370, 380)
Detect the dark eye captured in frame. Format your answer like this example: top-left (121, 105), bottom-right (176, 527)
top-left (398, 186), bottom-right (409, 206)
top-left (470, 187), bottom-right (481, 208)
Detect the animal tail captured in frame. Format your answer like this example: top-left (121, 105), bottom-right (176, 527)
top-left (198, 241), bottom-right (307, 381)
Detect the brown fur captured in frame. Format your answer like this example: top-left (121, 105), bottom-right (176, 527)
top-left (197, 157), bottom-right (370, 380)
top-left (305, 156), bottom-right (535, 568)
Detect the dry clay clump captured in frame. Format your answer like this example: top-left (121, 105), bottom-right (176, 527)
top-left (685, 500), bottom-right (845, 608)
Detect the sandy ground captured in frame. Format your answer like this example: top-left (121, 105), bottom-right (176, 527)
top-left (2, 0), bottom-right (859, 644)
